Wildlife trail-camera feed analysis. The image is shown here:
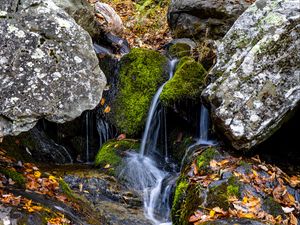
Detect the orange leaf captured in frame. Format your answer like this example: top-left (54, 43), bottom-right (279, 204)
top-left (104, 106), bottom-right (111, 113)
top-left (100, 98), bottom-right (105, 106)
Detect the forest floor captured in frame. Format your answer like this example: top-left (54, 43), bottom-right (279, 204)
top-left (89, 0), bottom-right (172, 49)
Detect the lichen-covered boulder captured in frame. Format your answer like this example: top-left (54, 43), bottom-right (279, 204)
top-left (202, 0), bottom-right (300, 150)
top-left (167, 0), bottom-right (252, 40)
top-left (52, 0), bottom-right (103, 40)
top-left (0, 0), bottom-right (106, 138)
top-left (110, 48), bottom-right (168, 136)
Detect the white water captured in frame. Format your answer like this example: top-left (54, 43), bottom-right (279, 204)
top-left (181, 105), bottom-right (216, 169)
top-left (120, 59), bottom-right (178, 225)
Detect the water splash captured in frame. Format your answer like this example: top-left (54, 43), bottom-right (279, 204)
top-left (120, 59), bottom-right (178, 225)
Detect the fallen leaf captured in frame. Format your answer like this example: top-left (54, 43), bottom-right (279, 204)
top-left (104, 106), bottom-right (111, 113)
top-left (282, 206), bottom-right (294, 213)
top-left (100, 98), bottom-right (105, 105)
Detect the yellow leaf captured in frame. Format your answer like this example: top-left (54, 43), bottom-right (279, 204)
top-left (242, 197), bottom-right (248, 204)
top-left (209, 210), bottom-right (215, 218)
top-left (34, 171), bottom-right (41, 178)
top-left (252, 169), bottom-right (258, 177)
top-left (49, 175), bottom-right (56, 182)
top-left (104, 164), bottom-right (111, 169)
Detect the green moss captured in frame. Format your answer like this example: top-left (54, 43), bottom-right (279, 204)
top-left (196, 147), bottom-right (217, 170)
top-left (171, 176), bottom-right (189, 225)
top-left (112, 48), bottom-right (168, 136)
top-left (227, 185), bottom-right (239, 197)
top-left (160, 57), bottom-right (207, 106)
top-left (94, 139), bottom-right (140, 169)
top-left (0, 168), bottom-right (26, 188)
top-left (262, 197), bottom-right (284, 217)
top-left (59, 178), bottom-right (73, 198)
top-left (207, 176), bottom-right (241, 210)
top-left (169, 43), bottom-right (192, 58)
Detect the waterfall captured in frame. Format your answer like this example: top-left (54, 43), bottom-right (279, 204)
top-left (120, 59), bottom-right (178, 225)
top-left (96, 118), bottom-right (111, 149)
top-left (181, 105), bottom-right (216, 169)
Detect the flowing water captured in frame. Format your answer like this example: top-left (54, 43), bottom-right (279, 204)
top-left (120, 59), bottom-right (178, 225)
top-left (119, 60), bottom-right (217, 225)
top-left (180, 105), bottom-right (216, 170)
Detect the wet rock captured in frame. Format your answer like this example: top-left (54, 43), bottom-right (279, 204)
top-left (62, 168), bottom-right (151, 225)
top-left (202, 0), bottom-right (300, 150)
top-left (0, 0), bottom-right (106, 138)
top-left (1, 126), bottom-right (74, 164)
top-left (172, 146), bottom-right (300, 225)
top-left (167, 0), bottom-right (252, 40)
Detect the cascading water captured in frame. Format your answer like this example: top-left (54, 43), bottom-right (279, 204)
top-left (181, 105), bottom-right (216, 169)
top-left (120, 59), bottom-right (178, 225)
top-left (96, 118), bottom-right (111, 149)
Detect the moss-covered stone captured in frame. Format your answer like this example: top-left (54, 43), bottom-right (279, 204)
top-left (169, 43), bottom-right (192, 58)
top-left (59, 178), bottom-right (74, 198)
top-left (207, 176), bottom-right (241, 210)
top-left (196, 146), bottom-right (218, 171)
top-left (0, 168), bottom-right (26, 188)
top-left (160, 57), bottom-right (206, 106)
top-left (171, 176), bottom-right (190, 225)
top-left (94, 139), bottom-right (140, 173)
top-left (262, 197), bottom-right (284, 217)
top-left (111, 48), bottom-right (168, 136)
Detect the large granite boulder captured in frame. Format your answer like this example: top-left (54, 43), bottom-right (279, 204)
top-left (0, 0), bottom-right (106, 138)
top-left (167, 0), bottom-right (252, 40)
top-left (52, 0), bottom-right (103, 40)
top-left (202, 0), bottom-right (300, 150)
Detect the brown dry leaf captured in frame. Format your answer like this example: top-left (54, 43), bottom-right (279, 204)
top-left (290, 213), bottom-right (298, 225)
top-left (189, 211), bottom-right (203, 223)
top-left (290, 176), bottom-right (300, 187)
top-left (192, 161), bottom-right (198, 175)
top-left (209, 160), bottom-right (218, 168)
top-left (100, 98), bottom-right (105, 106)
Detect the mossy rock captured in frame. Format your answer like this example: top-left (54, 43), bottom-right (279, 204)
top-left (172, 176), bottom-right (203, 225)
top-left (196, 146), bottom-right (219, 171)
top-left (160, 56), bottom-right (206, 106)
top-left (0, 167), bottom-right (26, 188)
top-left (94, 139), bottom-right (140, 173)
top-left (111, 48), bottom-right (168, 136)
top-left (169, 43), bottom-right (192, 58)
top-left (206, 176), bottom-right (241, 210)
top-left (262, 197), bottom-right (284, 217)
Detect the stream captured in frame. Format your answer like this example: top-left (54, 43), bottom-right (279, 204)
top-left (119, 59), bottom-right (216, 225)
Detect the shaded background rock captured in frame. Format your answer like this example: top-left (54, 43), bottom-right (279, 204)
top-left (202, 0), bottom-right (300, 150)
top-left (167, 0), bottom-right (252, 40)
top-left (0, 0), bottom-right (106, 137)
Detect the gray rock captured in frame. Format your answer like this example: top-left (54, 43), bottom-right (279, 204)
top-left (168, 0), bottom-right (252, 40)
top-left (202, 0), bottom-right (300, 150)
top-left (52, 0), bottom-right (103, 40)
top-left (0, 0), bottom-right (106, 137)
